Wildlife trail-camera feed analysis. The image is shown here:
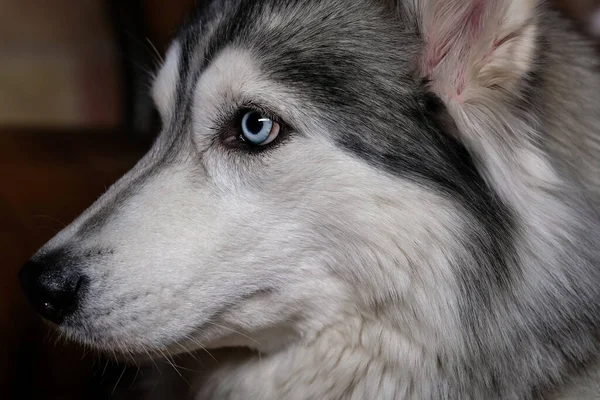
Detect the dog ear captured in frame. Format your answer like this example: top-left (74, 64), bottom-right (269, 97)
top-left (403, 0), bottom-right (538, 104)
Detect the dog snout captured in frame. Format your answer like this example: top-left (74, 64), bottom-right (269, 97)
top-left (18, 249), bottom-right (87, 324)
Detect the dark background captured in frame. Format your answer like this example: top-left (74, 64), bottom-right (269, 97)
top-left (1, 0), bottom-right (598, 399)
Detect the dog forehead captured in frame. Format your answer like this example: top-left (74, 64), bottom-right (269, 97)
top-left (163, 0), bottom-right (491, 201)
top-left (178, 0), bottom-right (416, 90)
top-left (171, 0), bottom-right (422, 129)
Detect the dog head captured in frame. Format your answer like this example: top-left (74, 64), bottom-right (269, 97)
top-left (20, 0), bottom-right (535, 357)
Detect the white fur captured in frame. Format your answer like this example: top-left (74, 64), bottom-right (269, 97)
top-left (34, 1), bottom-right (600, 398)
top-left (152, 42), bottom-right (181, 123)
top-left (42, 44), bottom-right (477, 397)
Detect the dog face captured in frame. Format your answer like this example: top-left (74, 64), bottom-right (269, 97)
top-left (19, 0), bottom-right (509, 356)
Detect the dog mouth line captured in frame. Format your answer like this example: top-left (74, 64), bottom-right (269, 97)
top-left (56, 287), bottom-right (275, 357)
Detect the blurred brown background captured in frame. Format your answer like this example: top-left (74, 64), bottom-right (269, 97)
top-left (0, 0), bottom-right (598, 399)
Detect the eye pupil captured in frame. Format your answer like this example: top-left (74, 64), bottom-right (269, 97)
top-left (244, 112), bottom-right (264, 135)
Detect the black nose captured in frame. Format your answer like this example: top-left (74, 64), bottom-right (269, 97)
top-left (18, 250), bottom-right (86, 324)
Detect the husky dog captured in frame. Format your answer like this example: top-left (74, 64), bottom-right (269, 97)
top-left (19, 0), bottom-right (600, 398)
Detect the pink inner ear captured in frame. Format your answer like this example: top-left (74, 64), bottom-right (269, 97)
top-left (469, 0), bottom-right (485, 36)
top-left (423, 0), bottom-right (487, 97)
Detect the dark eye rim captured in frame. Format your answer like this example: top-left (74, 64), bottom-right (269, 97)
top-left (218, 105), bottom-right (290, 153)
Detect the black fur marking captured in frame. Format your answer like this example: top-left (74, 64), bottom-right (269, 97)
top-left (161, 0), bottom-right (519, 337)
top-left (174, 1), bottom-right (524, 394)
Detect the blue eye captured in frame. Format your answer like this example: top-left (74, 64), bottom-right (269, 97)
top-left (240, 111), bottom-right (280, 146)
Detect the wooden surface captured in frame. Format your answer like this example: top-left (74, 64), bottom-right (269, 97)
top-left (0, 129), bottom-right (151, 399)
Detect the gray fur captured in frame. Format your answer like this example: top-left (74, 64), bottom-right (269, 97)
top-left (21, 0), bottom-right (600, 398)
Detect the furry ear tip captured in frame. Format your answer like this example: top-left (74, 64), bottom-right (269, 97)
top-left (419, 0), bottom-right (538, 102)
